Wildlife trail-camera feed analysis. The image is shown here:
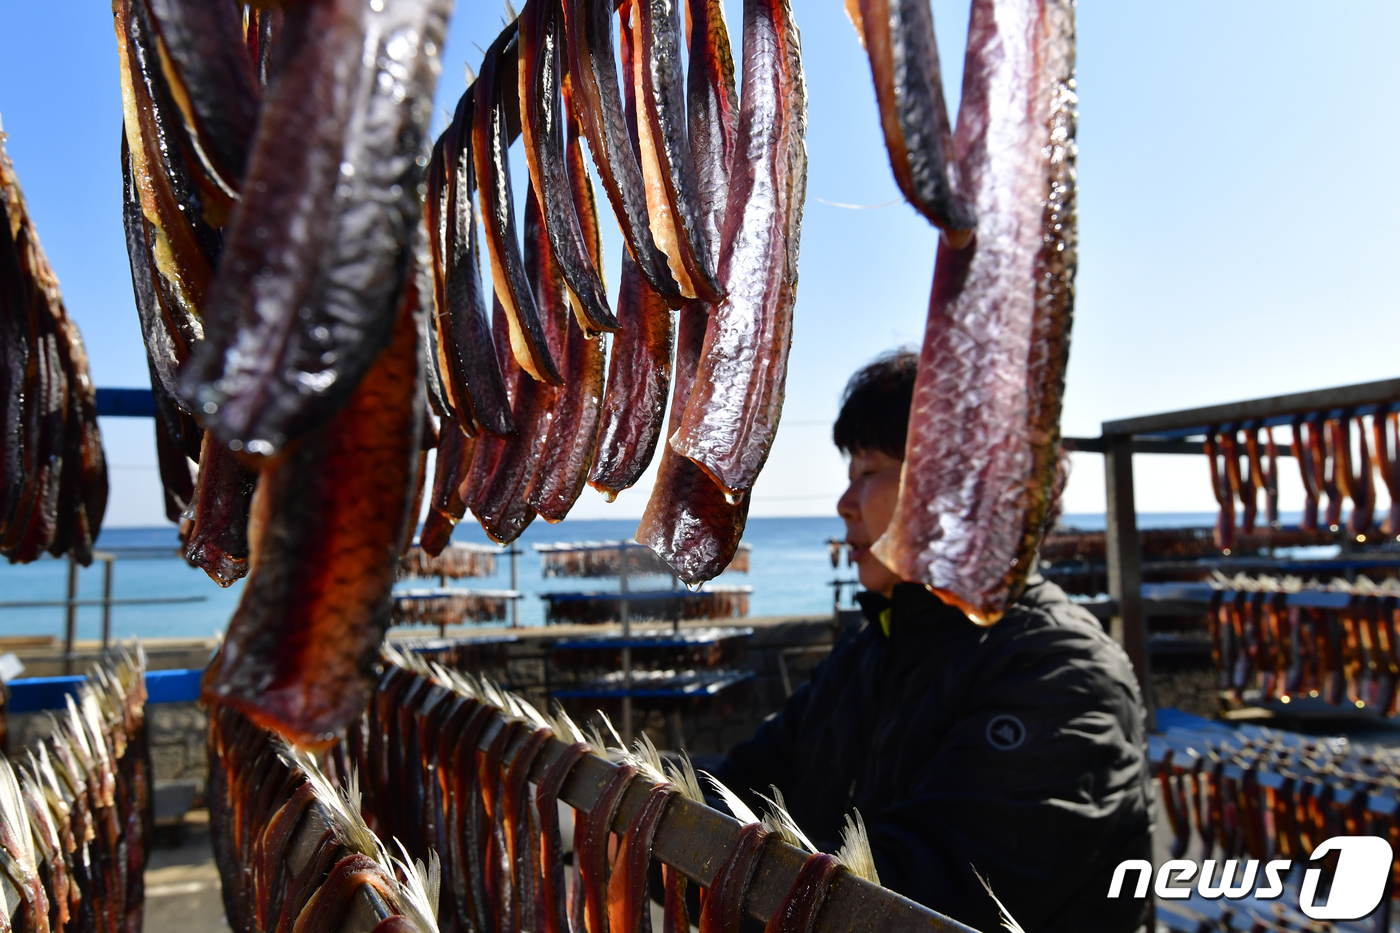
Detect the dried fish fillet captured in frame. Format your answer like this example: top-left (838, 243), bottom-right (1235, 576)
top-left (474, 27), bottom-right (563, 386)
top-left (849, 0), bottom-right (975, 234)
top-left (564, 0), bottom-right (684, 306)
top-left (203, 299), bottom-right (424, 747)
top-left (183, 0), bottom-right (449, 456)
top-left (871, 0), bottom-right (1077, 625)
top-left (669, 0), bottom-right (807, 498)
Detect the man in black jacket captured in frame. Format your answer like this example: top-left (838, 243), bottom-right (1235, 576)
top-left (708, 352), bottom-right (1153, 933)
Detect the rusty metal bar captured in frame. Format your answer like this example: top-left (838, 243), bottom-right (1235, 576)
top-left (474, 705), bottom-right (981, 933)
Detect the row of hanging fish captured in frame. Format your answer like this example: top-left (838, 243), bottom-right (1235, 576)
top-left (858, 0), bottom-right (1079, 625)
top-left (1151, 723), bottom-right (1400, 907)
top-left (536, 541), bottom-right (750, 579)
top-left (399, 544), bottom-right (499, 583)
top-left (0, 647), bottom-right (150, 933)
top-left (1206, 411), bottom-right (1400, 551)
top-left (0, 120), bottom-right (108, 566)
top-left (392, 590), bottom-right (515, 627)
top-left (206, 706), bottom-right (442, 933)
top-left (113, 0), bottom-right (804, 746)
top-left (418, 0), bottom-right (807, 583)
top-left (541, 585), bottom-right (750, 624)
top-left (1208, 574), bottom-right (1400, 716)
top-left (211, 645), bottom-right (896, 933)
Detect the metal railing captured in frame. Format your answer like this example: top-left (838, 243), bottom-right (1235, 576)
top-left (0, 549), bottom-right (206, 673)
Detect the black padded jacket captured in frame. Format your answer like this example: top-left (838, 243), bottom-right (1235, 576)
top-left (709, 578), bottom-right (1153, 933)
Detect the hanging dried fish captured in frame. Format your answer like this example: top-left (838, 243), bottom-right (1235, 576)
top-left (1373, 412), bottom-right (1400, 537)
top-left (114, 0), bottom-right (217, 361)
top-left (668, 0), bottom-right (807, 500)
top-left (521, 0), bottom-right (619, 334)
top-left (438, 91), bottom-right (514, 436)
top-left (626, 0), bottom-right (724, 303)
top-left (465, 194), bottom-right (564, 543)
top-left (141, 0), bottom-right (258, 212)
top-left (526, 88), bottom-right (609, 521)
top-left (474, 27), bottom-right (564, 386)
top-left (871, 0), bottom-right (1076, 624)
top-left (0, 120), bottom-right (108, 565)
top-left (182, 0), bottom-right (449, 456)
top-left (564, 0), bottom-right (685, 306)
top-left (847, 0), bottom-right (975, 235)
top-left (203, 298), bottom-right (424, 748)
top-left (184, 431), bottom-right (257, 586)
top-left (589, 250), bottom-right (673, 499)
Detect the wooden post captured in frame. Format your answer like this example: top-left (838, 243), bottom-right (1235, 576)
top-left (1104, 434), bottom-right (1154, 731)
top-left (64, 557), bottom-right (78, 675)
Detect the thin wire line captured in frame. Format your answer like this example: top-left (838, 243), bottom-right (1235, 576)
top-left (814, 197), bottom-right (901, 210)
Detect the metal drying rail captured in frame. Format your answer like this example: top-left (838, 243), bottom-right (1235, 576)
top-left (478, 702), bottom-right (981, 933)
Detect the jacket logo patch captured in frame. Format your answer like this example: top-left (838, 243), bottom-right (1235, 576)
top-left (986, 714), bottom-right (1026, 750)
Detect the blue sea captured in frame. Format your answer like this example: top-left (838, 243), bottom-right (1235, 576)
top-left (0, 517), bottom-right (850, 642)
top-left (0, 511), bottom-right (1248, 643)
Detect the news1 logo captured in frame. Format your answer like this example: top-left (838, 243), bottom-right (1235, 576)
top-left (1107, 836), bottom-right (1395, 921)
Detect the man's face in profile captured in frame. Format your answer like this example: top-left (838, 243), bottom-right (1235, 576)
top-left (837, 448), bottom-right (904, 597)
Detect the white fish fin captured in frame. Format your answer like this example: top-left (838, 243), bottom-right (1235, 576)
top-left (699, 771), bottom-right (760, 826)
top-left (391, 839), bottom-right (442, 932)
top-left (627, 733), bottom-right (668, 784)
top-left (973, 867), bottom-right (1026, 933)
top-left (755, 787), bottom-right (816, 853)
top-left (664, 752), bottom-right (704, 805)
top-left (835, 810), bottom-right (878, 885)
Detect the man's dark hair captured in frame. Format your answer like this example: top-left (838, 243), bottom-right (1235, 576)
top-left (833, 349), bottom-right (919, 458)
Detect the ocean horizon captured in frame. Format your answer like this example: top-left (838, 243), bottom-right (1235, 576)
top-left (0, 511), bottom-right (1244, 643)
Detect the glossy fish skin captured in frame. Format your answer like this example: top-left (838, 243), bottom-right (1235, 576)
top-left (202, 298), bottom-right (423, 749)
top-left (527, 304), bottom-right (605, 519)
top-left (686, 0), bottom-right (739, 252)
top-left (114, 0), bottom-right (216, 360)
top-left (762, 853), bottom-right (840, 933)
top-left (578, 763), bottom-right (636, 933)
top-left (527, 104), bottom-right (607, 521)
top-left (638, 0), bottom-right (745, 583)
top-left (852, 0), bottom-right (975, 234)
top-left (120, 132), bottom-right (187, 423)
top-left (420, 420), bottom-right (475, 555)
top-left (183, 0), bottom-right (449, 457)
top-left (148, 359), bottom-right (201, 520)
top-left (536, 743), bottom-right (590, 933)
top-left (871, 0), bottom-right (1077, 625)
top-left (564, 0), bottom-right (685, 307)
top-left (589, 250), bottom-right (674, 499)
top-left (474, 28), bottom-right (563, 386)
top-left (468, 195), bottom-right (563, 543)
top-left (48, 307), bottom-right (107, 565)
top-left (607, 784), bottom-right (674, 933)
top-left (669, 0), bottom-right (807, 499)
top-left (445, 92), bottom-right (514, 435)
top-left (637, 302), bottom-right (749, 582)
top-left (0, 163), bottom-right (31, 533)
top-left (632, 0), bottom-right (724, 303)
top-left (521, 0), bottom-right (619, 334)
top-left (697, 822), bottom-right (769, 933)
top-left (185, 431), bottom-right (257, 587)
top-left (143, 0), bottom-right (258, 208)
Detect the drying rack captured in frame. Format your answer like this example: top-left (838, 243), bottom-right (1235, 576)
top-left (535, 540), bottom-right (753, 743)
top-left (394, 541), bottom-right (523, 632)
top-left (1063, 377), bottom-right (1400, 729)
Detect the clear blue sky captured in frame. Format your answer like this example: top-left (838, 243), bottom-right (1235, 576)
top-left (2, 1), bottom-right (1397, 527)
